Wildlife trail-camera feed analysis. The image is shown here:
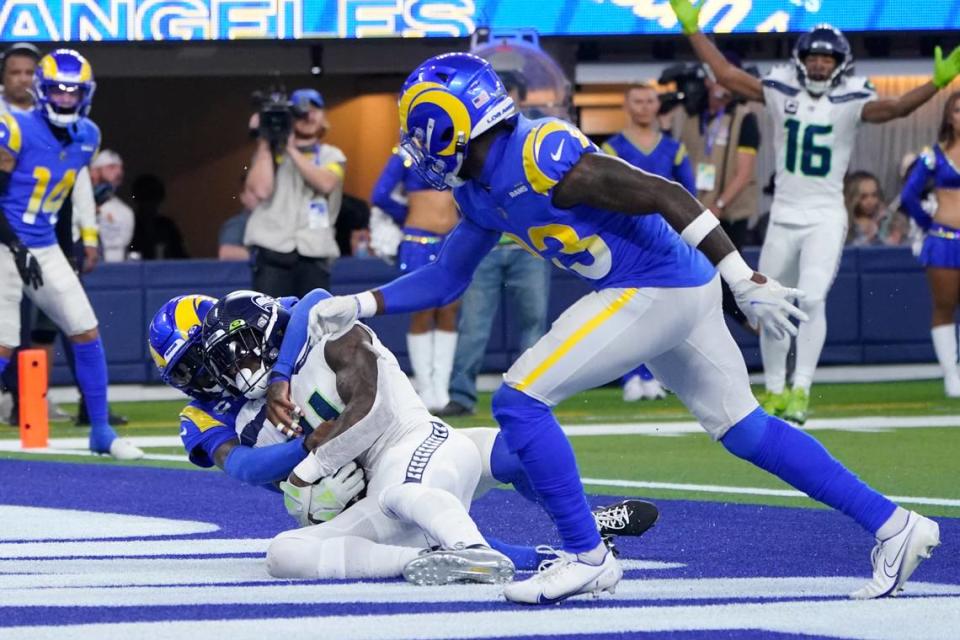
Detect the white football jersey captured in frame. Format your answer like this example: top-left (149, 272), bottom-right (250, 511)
top-left (289, 323), bottom-right (432, 469)
top-left (762, 64), bottom-right (877, 224)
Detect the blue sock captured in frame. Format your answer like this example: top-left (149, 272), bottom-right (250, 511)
top-left (487, 537), bottom-right (552, 571)
top-left (722, 407), bottom-right (896, 535)
top-left (491, 384), bottom-right (600, 553)
top-left (489, 431), bottom-right (540, 505)
top-left (72, 338), bottom-right (117, 452)
top-left (0, 355), bottom-right (8, 376)
top-left (637, 364), bottom-right (654, 381)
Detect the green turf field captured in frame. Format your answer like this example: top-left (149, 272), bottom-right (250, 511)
top-left (2, 379), bottom-right (958, 517)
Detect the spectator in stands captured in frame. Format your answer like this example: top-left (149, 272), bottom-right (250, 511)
top-left (243, 88), bottom-right (345, 297)
top-left (0, 42), bottom-right (40, 113)
top-left (846, 171), bottom-right (911, 247)
top-left (371, 148), bottom-right (459, 411)
top-left (218, 176), bottom-right (255, 261)
top-left (129, 174), bottom-right (188, 259)
top-left (90, 150), bottom-right (134, 262)
top-left (902, 91), bottom-right (960, 397)
top-left (438, 80), bottom-right (551, 417)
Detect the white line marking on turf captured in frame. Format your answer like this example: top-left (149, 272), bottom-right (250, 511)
top-left (0, 538), bottom-right (272, 559)
top-left (1, 594), bottom-right (958, 640)
top-left (1, 574), bottom-right (958, 607)
top-left (0, 506), bottom-right (218, 541)
top-left (580, 477), bottom-right (960, 508)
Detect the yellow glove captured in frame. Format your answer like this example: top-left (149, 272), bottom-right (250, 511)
top-left (933, 45), bottom-right (960, 89)
top-left (669, 0), bottom-right (701, 35)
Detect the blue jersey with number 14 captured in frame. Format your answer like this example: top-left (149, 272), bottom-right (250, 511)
top-left (453, 116), bottom-right (713, 290)
top-left (0, 109), bottom-right (100, 248)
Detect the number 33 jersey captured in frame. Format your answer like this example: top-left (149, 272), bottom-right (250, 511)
top-left (762, 64), bottom-right (876, 224)
top-left (453, 115), bottom-right (714, 290)
top-left (0, 109), bottom-right (100, 248)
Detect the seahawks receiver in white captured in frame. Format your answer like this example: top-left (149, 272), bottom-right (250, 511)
top-left (671, 4), bottom-right (960, 425)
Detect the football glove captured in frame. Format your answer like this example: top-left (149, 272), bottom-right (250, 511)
top-left (10, 241), bottom-right (43, 290)
top-left (308, 293), bottom-right (375, 341)
top-left (669, 0), bottom-right (701, 35)
top-left (933, 45), bottom-right (960, 89)
top-left (730, 276), bottom-right (808, 341)
top-left (280, 461), bottom-right (365, 527)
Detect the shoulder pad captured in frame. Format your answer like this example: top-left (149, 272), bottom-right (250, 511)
top-left (0, 112), bottom-right (23, 156)
top-left (180, 404), bottom-right (226, 432)
top-left (521, 119), bottom-right (594, 195)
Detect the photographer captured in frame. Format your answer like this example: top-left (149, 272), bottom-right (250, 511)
top-left (244, 88), bottom-right (345, 297)
top-left (666, 54), bottom-right (761, 248)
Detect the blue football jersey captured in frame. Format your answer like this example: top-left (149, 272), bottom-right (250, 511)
top-left (453, 116), bottom-right (714, 290)
top-left (179, 396), bottom-right (248, 468)
top-left (602, 133), bottom-right (696, 195)
top-left (0, 109), bottom-right (100, 248)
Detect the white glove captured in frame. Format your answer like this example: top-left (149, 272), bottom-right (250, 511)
top-left (280, 461), bottom-right (366, 527)
top-left (730, 275), bottom-right (809, 341)
top-left (308, 292), bottom-right (377, 342)
top-left (369, 206), bottom-right (403, 260)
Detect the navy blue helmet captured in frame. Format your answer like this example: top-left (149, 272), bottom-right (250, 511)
top-left (792, 24), bottom-right (853, 95)
top-left (201, 291), bottom-right (290, 399)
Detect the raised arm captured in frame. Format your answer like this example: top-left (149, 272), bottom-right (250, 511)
top-left (669, 0), bottom-right (764, 103)
top-left (863, 46), bottom-right (960, 124)
top-left (900, 152), bottom-right (935, 230)
top-left (370, 152), bottom-right (410, 225)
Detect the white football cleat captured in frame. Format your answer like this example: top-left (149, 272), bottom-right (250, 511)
top-left (850, 511), bottom-right (940, 599)
top-left (503, 545), bottom-right (622, 605)
top-left (622, 376), bottom-right (644, 402)
top-left (403, 544), bottom-right (515, 586)
top-left (641, 379), bottom-right (667, 400)
top-left (108, 438), bottom-right (145, 461)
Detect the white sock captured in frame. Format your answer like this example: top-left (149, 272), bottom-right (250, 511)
top-left (793, 298), bottom-right (826, 391)
top-left (760, 327), bottom-right (791, 394)
top-left (931, 325), bottom-right (960, 382)
top-left (316, 536), bottom-right (420, 579)
top-left (876, 507), bottom-right (911, 541)
top-left (431, 330), bottom-right (457, 410)
top-left (406, 332), bottom-right (436, 405)
top-left (380, 483), bottom-right (485, 548)
top-left (577, 541), bottom-right (609, 565)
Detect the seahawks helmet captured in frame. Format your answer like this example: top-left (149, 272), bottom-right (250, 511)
top-left (398, 52), bottom-right (516, 190)
top-left (148, 295), bottom-right (221, 401)
top-left (792, 24), bottom-right (853, 96)
top-left (34, 49), bottom-right (96, 127)
top-left (201, 291), bottom-right (290, 400)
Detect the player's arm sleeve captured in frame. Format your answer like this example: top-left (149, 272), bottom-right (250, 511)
top-left (179, 412), bottom-right (239, 468)
top-left (271, 288), bottom-right (333, 383)
top-left (222, 438), bottom-right (307, 485)
top-left (901, 151), bottom-right (935, 230)
top-left (370, 153), bottom-right (409, 225)
top-left (377, 215), bottom-right (500, 313)
top-left (0, 171), bottom-right (18, 247)
top-left (72, 167), bottom-right (98, 248)
top-left (673, 144), bottom-right (697, 195)
top-left (0, 115), bottom-right (20, 247)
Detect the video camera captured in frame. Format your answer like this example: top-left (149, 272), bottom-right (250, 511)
top-left (250, 84), bottom-right (311, 150)
top-left (657, 63), bottom-right (709, 117)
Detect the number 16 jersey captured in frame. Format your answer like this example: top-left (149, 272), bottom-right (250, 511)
top-left (0, 109), bottom-right (100, 248)
top-left (762, 64), bottom-right (876, 225)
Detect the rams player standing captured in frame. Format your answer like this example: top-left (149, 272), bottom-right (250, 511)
top-left (0, 50), bottom-right (141, 459)
top-left (670, 0), bottom-right (960, 424)
top-left (303, 53), bottom-right (939, 603)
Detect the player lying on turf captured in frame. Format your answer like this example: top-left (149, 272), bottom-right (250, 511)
top-left (148, 292), bottom-right (657, 582)
top-left (302, 53), bottom-right (940, 602)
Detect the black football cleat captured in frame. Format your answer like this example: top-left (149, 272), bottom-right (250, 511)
top-left (593, 499), bottom-right (660, 537)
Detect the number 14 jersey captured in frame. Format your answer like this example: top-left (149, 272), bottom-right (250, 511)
top-left (762, 64), bottom-right (876, 225)
top-left (0, 109), bottom-right (100, 248)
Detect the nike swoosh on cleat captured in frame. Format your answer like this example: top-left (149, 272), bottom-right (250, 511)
top-left (882, 536), bottom-right (910, 579)
top-left (550, 139), bottom-right (566, 162)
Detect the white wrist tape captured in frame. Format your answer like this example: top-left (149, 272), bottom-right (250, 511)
top-left (355, 291), bottom-right (377, 318)
top-left (680, 210), bottom-right (720, 248)
top-left (292, 454), bottom-right (325, 485)
top-left (717, 251), bottom-right (754, 285)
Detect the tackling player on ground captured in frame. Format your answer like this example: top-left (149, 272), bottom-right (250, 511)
top-left (302, 53), bottom-right (940, 603)
top-left (670, 0), bottom-right (960, 423)
top-left (0, 50), bottom-right (141, 459)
